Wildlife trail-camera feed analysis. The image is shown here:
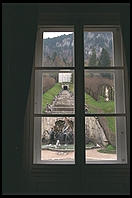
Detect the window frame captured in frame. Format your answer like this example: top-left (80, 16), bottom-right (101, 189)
top-left (32, 25), bottom-right (127, 165)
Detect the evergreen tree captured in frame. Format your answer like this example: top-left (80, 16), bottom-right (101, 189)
top-left (98, 48), bottom-right (111, 67)
top-left (52, 51), bottom-right (57, 62)
top-left (88, 48), bottom-right (97, 66)
top-left (96, 57), bottom-right (100, 66)
top-left (98, 48), bottom-right (112, 79)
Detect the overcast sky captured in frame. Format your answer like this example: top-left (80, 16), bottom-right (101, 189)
top-left (43, 32), bottom-right (73, 39)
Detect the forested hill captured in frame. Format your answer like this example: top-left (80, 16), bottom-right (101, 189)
top-left (43, 32), bottom-right (113, 67)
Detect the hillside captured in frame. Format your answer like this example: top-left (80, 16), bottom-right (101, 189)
top-left (42, 32), bottom-right (113, 67)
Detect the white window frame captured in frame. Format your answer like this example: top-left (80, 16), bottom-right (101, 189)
top-left (33, 26), bottom-right (75, 164)
top-left (32, 25), bottom-right (127, 165)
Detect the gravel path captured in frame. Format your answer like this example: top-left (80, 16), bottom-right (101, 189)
top-left (41, 149), bottom-right (116, 161)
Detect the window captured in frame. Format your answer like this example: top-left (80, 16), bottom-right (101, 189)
top-left (33, 25), bottom-right (127, 164)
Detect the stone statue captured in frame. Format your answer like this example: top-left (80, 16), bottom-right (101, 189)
top-left (105, 87), bottom-right (109, 101)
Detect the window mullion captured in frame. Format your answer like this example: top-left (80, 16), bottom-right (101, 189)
top-left (75, 24), bottom-right (85, 165)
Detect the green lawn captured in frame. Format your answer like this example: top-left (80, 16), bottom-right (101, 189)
top-left (97, 144), bottom-right (116, 154)
top-left (85, 93), bottom-right (115, 133)
top-left (42, 83), bottom-right (62, 113)
top-left (85, 94), bottom-right (115, 113)
top-left (69, 83), bottom-right (74, 93)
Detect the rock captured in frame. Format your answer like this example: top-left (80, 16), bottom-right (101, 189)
top-left (98, 117), bottom-right (116, 147)
top-left (85, 117), bottom-right (108, 147)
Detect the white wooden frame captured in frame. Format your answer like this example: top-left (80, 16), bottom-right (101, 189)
top-left (33, 26), bottom-right (75, 164)
top-left (32, 25), bottom-right (127, 165)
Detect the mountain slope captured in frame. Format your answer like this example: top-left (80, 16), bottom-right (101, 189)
top-left (42, 32), bottom-right (113, 67)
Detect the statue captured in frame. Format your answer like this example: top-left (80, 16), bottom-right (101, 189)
top-left (105, 86), bottom-right (109, 101)
top-left (46, 103), bottom-right (52, 112)
top-left (55, 139), bottom-right (61, 148)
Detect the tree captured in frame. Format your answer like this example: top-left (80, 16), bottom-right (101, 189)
top-left (98, 48), bottom-right (112, 79)
top-left (50, 72), bottom-right (58, 82)
top-left (88, 48), bottom-right (97, 66)
top-left (98, 48), bottom-right (111, 67)
top-left (52, 51), bottom-right (57, 62)
top-left (70, 72), bottom-right (73, 83)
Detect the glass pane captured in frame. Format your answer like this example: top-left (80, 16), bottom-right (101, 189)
top-left (42, 32), bottom-right (74, 67)
top-left (85, 117), bottom-right (117, 162)
top-left (85, 70), bottom-right (125, 114)
top-left (34, 70), bottom-right (75, 114)
top-left (41, 117), bottom-right (75, 162)
top-left (84, 32), bottom-right (114, 66)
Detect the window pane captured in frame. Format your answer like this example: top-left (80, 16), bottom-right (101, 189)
top-left (84, 70), bottom-right (125, 114)
top-left (34, 70), bottom-right (75, 114)
top-left (84, 32), bottom-right (114, 66)
top-left (41, 117), bottom-right (75, 162)
top-left (85, 117), bottom-right (117, 162)
top-left (42, 32), bottom-right (74, 67)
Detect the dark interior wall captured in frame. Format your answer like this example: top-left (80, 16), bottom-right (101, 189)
top-left (120, 5), bottom-right (130, 76)
top-left (2, 3), bottom-right (130, 195)
top-left (2, 3), bottom-right (38, 194)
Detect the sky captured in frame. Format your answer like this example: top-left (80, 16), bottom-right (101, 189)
top-left (43, 32), bottom-right (73, 39)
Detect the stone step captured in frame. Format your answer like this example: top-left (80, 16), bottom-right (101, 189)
top-left (52, 107), bottom-right (74, 111)
top-left (55, 101), bottom-right (74, 105)
top-left (53, 104), bottom-right (74, 107)
top-left (56, 97), bottom-right (74, 100)
top-left (54, 103), bottom-right (74, 106)
top-left (55, 99), bottom-right (74, 102)
top-left (49, 90), bottom-right (75, 114)
top-left (52, 111), bottom-right (75, 114)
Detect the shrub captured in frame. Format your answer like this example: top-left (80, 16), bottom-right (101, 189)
top-left (43, 76), bottom-right (56, 93)
top-left (85, 76), bottom-right (114, 101)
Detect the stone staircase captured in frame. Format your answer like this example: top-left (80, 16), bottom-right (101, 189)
top-left (44, 90), bottom-right (110, 147)
top-left (50, 90), bottom-right (74, 114)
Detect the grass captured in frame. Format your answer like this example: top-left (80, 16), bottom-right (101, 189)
top-left (86, 142), bottom-right (97, 148)
top-left (106, 117), bottom-right (116, 133)
top-left (42, 83), bottom-right (62, 113)
top-left (97, 144), bottom-right (116, 154)
top-left (85, 94), bottom-right (115, 113)
top-left (85, 93), bottom-right (115, 133)
top-left (69, 83), bottom-right (74, 93)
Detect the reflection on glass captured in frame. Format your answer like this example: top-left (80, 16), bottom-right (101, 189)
top-left (85, 71), bottom-right (115, 114)
top-left (85, 117), bottom-right (117, 161)
top-left (42, 70), bottom-right (74, 114)
top-left (42, 32), bottom-right (74, 67)
top-left (84, 32), bottom-right (114, 66)
top-left (41, 117), bottom-right (75, 162)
